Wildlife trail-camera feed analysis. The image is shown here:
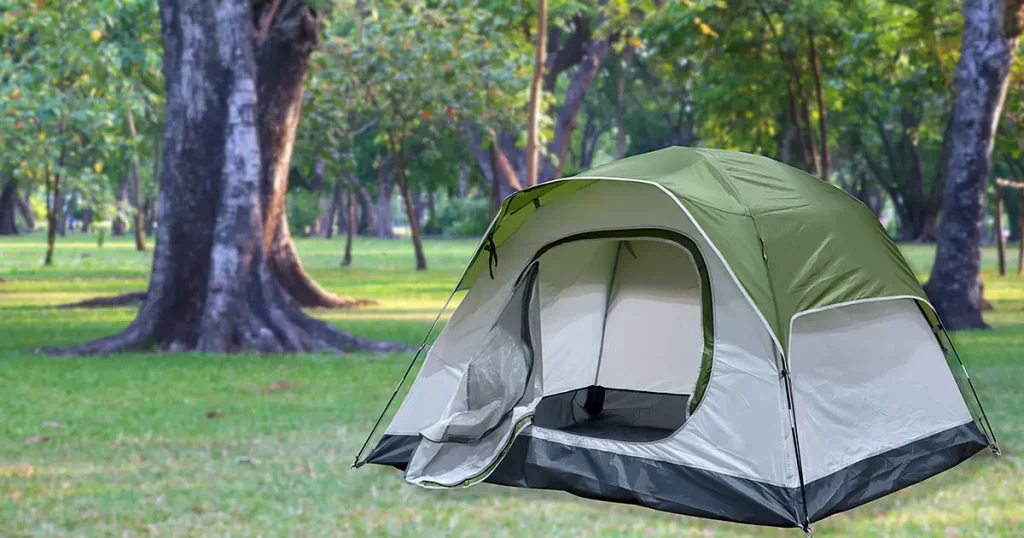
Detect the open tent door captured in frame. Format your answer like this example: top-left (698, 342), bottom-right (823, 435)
top-left (405, 263), bottom-right (543, 488)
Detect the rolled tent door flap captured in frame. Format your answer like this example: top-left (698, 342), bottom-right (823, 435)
top-left (405, 264), bottom-right (543, 488)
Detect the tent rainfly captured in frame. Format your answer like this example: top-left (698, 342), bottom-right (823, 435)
top-left (354, 147), bottom-right (998, 534)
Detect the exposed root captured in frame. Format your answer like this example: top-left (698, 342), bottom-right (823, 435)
top-left (56, 292), bottom-right (147, 309)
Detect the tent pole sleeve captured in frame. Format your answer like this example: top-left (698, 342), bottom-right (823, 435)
top-left (352, 287), bottom-right (460, 469)
top-left (780, 353), bottom-right (812, 529)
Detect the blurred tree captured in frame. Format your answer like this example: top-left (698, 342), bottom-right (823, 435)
top-left (925, 0), bottom-right (1024, 330)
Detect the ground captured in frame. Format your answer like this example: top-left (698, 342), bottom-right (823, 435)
top-left (1, 234), bottom-right (1022, 537)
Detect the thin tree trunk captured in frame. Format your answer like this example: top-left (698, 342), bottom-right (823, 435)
top-left (524, 0), bottom-right (547, 187)
top-left (58, 0), bottom-right (397, 356)
top-left (112, 177), bottom-right (128, 236)
top-left (325, 181), bottom-right (341, 239)
top-left (458, 161), bottom-right (469, 198)
top-left (996, 189), bottom-right (1007, 275)
top-left (807, 27), bottom-right (829, 180)
top-left (127, 109), bottom-right (147, 251)
top-left (616, 47), bottom-right (633, 159)
top-left (342, 185), bottom-right (355, 266)
top-left (387, 140), bottom-right (427, 270)
top-left (925, 0), bottom-right (1023, 329)
top-left (375, 159), bottom-right (395, 238)
top-left (44, 130), bottom-right (65, 266)
top-left (0, 180), bottom-right (19, 235)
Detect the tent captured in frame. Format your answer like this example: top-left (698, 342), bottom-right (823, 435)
top-left (354, 147), bottom-right (998, 532)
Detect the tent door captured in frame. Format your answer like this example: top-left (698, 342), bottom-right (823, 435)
top-left (404, 263), bottom-right (542, 488)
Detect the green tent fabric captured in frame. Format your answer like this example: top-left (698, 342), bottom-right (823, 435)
top-left (459, 147), bottom-right (929, 356)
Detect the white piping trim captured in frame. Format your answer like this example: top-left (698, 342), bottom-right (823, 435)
top-left (787, 294), bottom-right (934, 359)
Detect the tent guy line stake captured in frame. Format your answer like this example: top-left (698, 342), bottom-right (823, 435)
top-left (351, 288), bottom-right (460, 469)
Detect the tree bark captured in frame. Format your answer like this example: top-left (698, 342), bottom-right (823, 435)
top-left (524, 0), bottom-right (547, 188)
top-left (126, 110), bottom-right (148, 251)
top-left (342, 185), bottom-right (355, 267)
top-left (375, 159), bottom-right (395, 238)
top-left (255, 1), bottom-right (363, 308)
top-left (111, 176), bottom-right (128, 236)
top-left (80, 208), bottom-right (93, 233)
top-left (16, 189), bottom-right (35, 231)
top-left (539, 37), bottom-right (611, 183)
top-left (387, 137), bottom-right (427, 271)
top-left (44, 133), bottom-right (65, 266)
top-left (807, 27), bottom-right (829, 180)
top-left (325, 180), bottom-right (341, 239)
top-left (57, 0), bottom-right (403, 355)
top-left (0, 180), bottom-right (19, 235)
top-left (616, 47), bottom-right (633, 159)
top-left (357, 186), bottom-right (376, 233)
top-left (925, 0), bottom-right (1023, 330)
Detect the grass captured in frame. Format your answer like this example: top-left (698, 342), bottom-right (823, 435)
top-left (1, 232), bottom-right (1022, 537)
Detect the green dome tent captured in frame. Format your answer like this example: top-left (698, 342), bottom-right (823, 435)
top-left (355, 147), bottom-right (997, 533)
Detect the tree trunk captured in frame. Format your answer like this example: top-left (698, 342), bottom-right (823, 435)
top-left (80, 208), bottom-right (93, 233)
top-left (111, 176), bottom-right (128, 236)
top-left (375, 161), bottom-right (395, 238)
top-left (44, 139), bottom-right (64, 266)
top-left (524, 0), bottom-right (547, 188)
top-left (925, 0), bottom-right (1023, 330)
top-left (342, 186), bottom-right (355, 267)
top-left (0, 180), bottom-right (19, 235)
top-left (390, 146), bottom-right (427, 271)
top-left (126, 109), bottom-right (148, 251)
top-left (57, 0), bottom-right (403, 355)
top-left (357, 186), bottom-right (376, 234)
top-left (16, 189), bottom-right (35, 231)
top-left (458, 161), bottom-right (469, 198)
top-left (325, 181), bottom-right (341, 239)
top-left (807, 27), bottom-right (830, 180)
top-left (616, 47), bottom-right (633, 159)
top-left (539, 37), bottom-right (611, 183)
top-left (255, 2), bottom-right (363, 309)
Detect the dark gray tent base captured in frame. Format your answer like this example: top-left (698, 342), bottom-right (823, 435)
top-left (366, 421), bottom-right (986, 528)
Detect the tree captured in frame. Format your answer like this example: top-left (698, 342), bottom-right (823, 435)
top-left (525, 0), bottom-right (547, 187)
top-left (61, 0), bottom-right (406, 355)
top-left (925, 0), bottom-right (1024, 330)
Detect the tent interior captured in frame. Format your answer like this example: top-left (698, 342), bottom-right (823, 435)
top-left (527, 236), bottom-right (709, 442)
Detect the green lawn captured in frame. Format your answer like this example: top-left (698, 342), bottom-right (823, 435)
top-left (1, 233), bottom-right (1022, 537)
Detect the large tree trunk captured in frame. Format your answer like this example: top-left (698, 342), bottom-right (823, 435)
top-left (256, 1), bottom-right (363, 309)
top-left (57, 0), bottom-right (404, 355)
top-left (16, 189), bottom-right (35, 231)
top-left (524, 0), bottom-right (547, 188)
top-left (925, 0), bottom-right (1023, 330)
top-left (0, 180), bottom-right (19, 235)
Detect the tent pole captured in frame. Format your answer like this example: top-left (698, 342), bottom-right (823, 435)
top-left (939, 325), bottom-right (1001, 456)
top-left (780, 357), bottom-right (813, 532)
top-left (352, 288), bottom-right (460, 468)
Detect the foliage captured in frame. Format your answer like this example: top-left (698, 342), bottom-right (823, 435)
top-left (287, 188), bottom-right (324, 236)
top-left (432, 196), bottom-right (491, 237)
